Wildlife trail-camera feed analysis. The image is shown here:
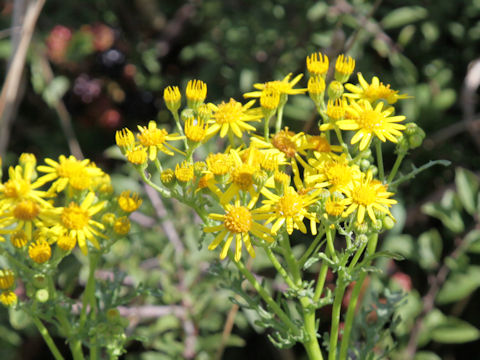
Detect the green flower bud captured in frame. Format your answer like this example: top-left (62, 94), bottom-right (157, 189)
top-left (160, 169), bottom-right (176, 188)
top-left (181, 108), bottom-right (195, 123)
top-left (383, 216), bottom-right (395, 230)
top-left (36, 288), bottom-right (49, 303)
top-left (32, 274), bottom-right (48, 289)
top-left (327, 81), bottom-right (344, 100)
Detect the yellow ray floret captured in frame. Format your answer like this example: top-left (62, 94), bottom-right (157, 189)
top-left (344, 73), bottom-right (410, 104)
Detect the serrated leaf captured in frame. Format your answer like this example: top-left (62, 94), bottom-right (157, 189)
top-left (436, 266), bottom-right (480, 304)
top-left (381, 6), bottom-right (428, 29)
top-left (431, 317), bottom-right (480, 344)
top-left (417, 229), bottom-right (442, 270)
top-left (455, 168), bottom-right (479, 215)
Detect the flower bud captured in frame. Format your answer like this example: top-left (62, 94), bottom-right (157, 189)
top-left (327, 81), bottom-right (344, 100)
top-left (36, 288), bottom-right (49, 303)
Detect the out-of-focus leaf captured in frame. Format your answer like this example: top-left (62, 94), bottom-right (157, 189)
top-left (417, 309), bottom-right (445, 347)
top-left (398, 25), bottom-right (416, 47)
top-left (42, 76), bottom-right (70, 107)
top-left (455, 168), bottom-right (479, 215)
top-left (431, 317), bottom-right (480, 344)
top-left (414, 351), bottom-right (441, 360)
top-left (382, 234), bottom-right (414, 259)
top-left (466, 229), bottom-right (480, 253)
top-left (422, 202), bottom-right (464, 234)
top-left (417, 229), bottom-right (442, 270)
top-left (381, 6), bottom-right (428, 29)
top-left (307, 2), bottom-right (329, 22)
top-left (436, 266), bottom-right (480, 304)
top-left (394, 290), bottom-right (422, 336)
top-left (421, 22), bottom-right (440, 43)
top-left (432, 89), bottom-right (456, 110)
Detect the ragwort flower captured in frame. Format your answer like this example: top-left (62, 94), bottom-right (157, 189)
top-left (344, 73), bottom-right (410, 104)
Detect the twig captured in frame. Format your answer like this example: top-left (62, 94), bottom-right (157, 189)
top-left (0, 0), bottom-right (45, 157)
top-left (460, 58), bottom-right (480, 151)
top-left (35, 49), bottom-right (84, 159)
top-left (143, 183), bottom-right (184, 254)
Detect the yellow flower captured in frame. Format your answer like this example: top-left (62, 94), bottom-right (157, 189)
top-left (137, 121), bottom-right (183, 160)
top-left (0, 290), bottom-right (17, 306)
top-left (113, 216), bottom-right (130, 235)
top-left (344, 73), bottom-right (410, 104)
top-left (29, 239), bottom-right (52, 264)
top-left (49, 192), bottom-right (106, 254)
top-left (219, 149), bottom-right (260, 205)
top-left (10, 230), bottom-right (28, 248)
top-left (118, 191), bottom-right (142, 213)
top-left (335, 54), bottom-right (355, 82)
top-left (343, 171), bottom-right (397, 223)
top-left (203, 200), bottom-right (274, 262)
top-left (186, 79), bottom-right (207, 109)
top-left (260, 87), bottom-right (280, 111)
top-left (126, 145), bottom-right (148, 165)
top-left (307, 154), bottom-right (361, 193)
top-left (206, 98), bottom-right (262, 139)
top-left (259, 186), bottom-right (321, 235)
top-left (57, 234), bottom-right (76, 251)
top-left (306, 52), bottom-right (329, 77)
top-left (36, 155), bottom-right (104, 193)
top-left (0, 164), bottom-right (50, 210)
top-left (175, 161), bottom-right (194, 183)
top-left (206, 153), bottom-right (234, 176)
top-left (185, 118), bottom-right (208, 143)
top-left (308, 76), bottom-right (326, 104)
top-left (325, 193), bottom-right (348, 217)
top-left (306, 134), bottom-right (343, 157)
top-left (160, 169), bottom-right (176, 186)
top-left (115, 128), bottom-right (135, 150)
top-left (244, 73), bottom-right (306, 99)
top-left (338, 100), bottom-right (406, 150)
top-left (164, 85), bottom-right (181, 112)
top-left (0, 270), bottom-right (15, 290)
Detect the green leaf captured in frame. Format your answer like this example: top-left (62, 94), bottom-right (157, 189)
top-left (455, 168), bottom-right (479, 215)
top-left (432, 89), bottom-right (456, 110)
top-left (466, 229), bottom-right (480, 253)
top-left (417, 229), bottom-right (442, 270)
top-left (422, 201), bottom-right (464, 234)
top-left (431, 317), bottom-right (480, 344)
top-left (365, 250), bottom-right (405, 262)
top-left (436, 266), bottom-right (480, 304)
top-left (42, 76), bottom-right (70, 107)
top-left (417, 309), bottom-right (446, 347)
top-left (414, 351), bottom-right (441, 360)
top-left (383, 234), bottom-right (415, 259)
top-left (381, 6), bottom-right (428, 29)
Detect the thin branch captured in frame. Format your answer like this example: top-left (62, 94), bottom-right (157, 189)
top-left (0, 0), bottom-right (45, 157)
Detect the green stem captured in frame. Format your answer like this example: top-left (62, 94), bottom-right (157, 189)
top-left (339, 234), bottom-right (378, 360)
top-left (375, 140), bottom-right (384, 182)
top-left (326, 228), bottom-right (338, 263)
top-left (301, 297), bottom-right (324, 360)
top-left (328, 275), bottom-right (347, 360)
top-left (31, 316), bottom-right (65, 360)
top-left (299, 229), bottom-right (326, 267)
top-left (54, 307), bottom-right (83, 360)
top-left (313, 260), bottom-right (329, 303)
top-left (275, 102), bottom-right (286, 133)
top-left (279, 231), bottom-right (301, 285)
top-left (79, 252), bottom-right (100, 332)
top-left (140, 170), bottom-right (171, 198)
top-left (172, 111), bottom-right (187, 148)
top-left (348, 241), bottom-right (367, 271)
top-left (229, 252), bottom-right (300, 337)
top-left (264, 246), bottom-right (297, 289)
top-left (264, 114), bottom-right (272, 141)
top-left (386, 152), bottom-right (405, 184)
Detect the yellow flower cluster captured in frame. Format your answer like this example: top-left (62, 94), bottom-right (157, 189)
top-left (118, 52), bottom-right (410, 262)
top-left (0, 153), bottom-right (139, 306)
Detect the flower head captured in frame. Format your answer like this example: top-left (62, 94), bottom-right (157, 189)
top-left (206, 98), bottom-right (262, 139)
top-left (175, 161), bottom-right (194, 183)
top-left (164, 86), bottom-right (181, 113)
top-left (29, 239), bottom-right (52, 264)
top-left (344, 73), bottom-right (410, 104)
top-left (338, 100), bottom-right (406, 150)
top-left (0, 270), bottom-right (15, 290)
top-left (118, 191), bottom-right (142, 213)
top-left (186, 79), bottom-right (207, 109)
top-left (137, 121), bottom-right (183, 160)
top-left (126, 145), bottom-right (148, 165)
top-left (343, 171), bottom-right (397, 223)
top-left (203, 200), bottom-right (274, 262)
top-left (335, 54), bottom-right (355, 82)
top-left (115, 128), bottom-right (135, 150)
top-left (0, 290), bottom-right (17, 306)
top-left (306, 52), bottom-right (329, 77)
top-left (244, 73), bottom-right (306, 99)
top-left (185, 118), bottom-right (208, 143)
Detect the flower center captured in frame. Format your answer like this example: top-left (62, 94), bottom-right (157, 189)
top-left (325, 197), bottom-right (345, 216)
top-left (326, 163), bottom-right (353, 187)
top-left (58, 159), bottom-right (84, 178)
top-left (138, 128), bottom-right (167, 146)
top-left (352, 184), bottom-right (377, 206)
top-left (358, 110), bottom-right (383, 132)
top-left (13, 200), bottom-right (39, 220)
top-left (272, 131), bottom-right (297, 158)
top-left (224, 206), bottom-right (252, 233)
top-left (214, 100), bottom-right (242, 124)
top-left (231, 165), bottom-right (255, 190)
top-left (62, 203), bottom-right (90, 230)
top-left (3, 179), bottom-right (30, 198)
top-left (276, 192), bottom-right (303, 217)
